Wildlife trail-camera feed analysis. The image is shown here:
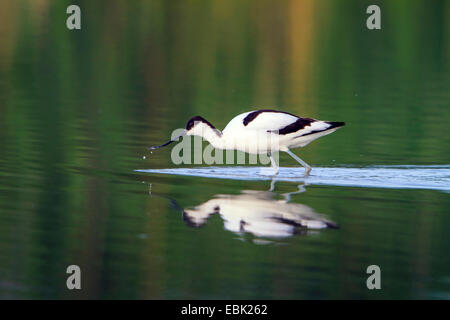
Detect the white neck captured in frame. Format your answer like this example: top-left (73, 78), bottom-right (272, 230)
top-left (203, 126), bottom-right (224, 149)
top-left (191, 123), bottom-right (225, 149)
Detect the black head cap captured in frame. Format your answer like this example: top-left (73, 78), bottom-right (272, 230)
top-left (186, 116), bottom-right (215, 131)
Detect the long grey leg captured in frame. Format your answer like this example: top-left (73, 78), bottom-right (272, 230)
top-left (268, 152), bottom-right (279, 176)
top-left (269, 178), bottom-right (277, 192)
top-left (285, 149), bottom-right (311, 176)
top-left (282, 183), bottom-right (307, 202)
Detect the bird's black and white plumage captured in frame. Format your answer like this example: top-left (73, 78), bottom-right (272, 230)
top-left (223, 109), bottom-right (345, 149)
top-left (151, 109), bottom-right (345, 176)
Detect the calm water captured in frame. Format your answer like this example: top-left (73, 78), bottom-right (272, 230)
top-left (0, 0), bottom-right (449, 299)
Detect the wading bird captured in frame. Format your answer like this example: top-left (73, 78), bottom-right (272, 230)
top-left (151, 109), bottom-right (345, 176)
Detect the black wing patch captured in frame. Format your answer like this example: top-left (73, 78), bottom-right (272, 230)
top-left (294, 121), bottom-right (346, 137)
top-left (243, 110), bottom-right (345, 136)
top-left (269, 118), bottom-right (316, 135)
top-left (271, 216), bottom-right (339, 229)
top-left (243, 109), bottom-right (298, 126)
top-left (272, 120), bottom-right (345, 136)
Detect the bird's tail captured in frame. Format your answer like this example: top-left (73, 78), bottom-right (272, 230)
top-left (327, 121), bottom-right (345, 130)
top-left (326, 121), bottom-right (346, 129)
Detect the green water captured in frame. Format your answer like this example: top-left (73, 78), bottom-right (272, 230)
top-left (0, 0), bottom-right (449, 299)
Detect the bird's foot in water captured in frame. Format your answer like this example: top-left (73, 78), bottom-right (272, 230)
top-left (302, 167), bottom-right (311, 177)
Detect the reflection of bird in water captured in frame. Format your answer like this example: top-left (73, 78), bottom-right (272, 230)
top-left (182, 183), bottom-right (338, 239)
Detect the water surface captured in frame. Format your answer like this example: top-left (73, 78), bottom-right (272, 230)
top-left (137, 165), bottom-right (450, 192)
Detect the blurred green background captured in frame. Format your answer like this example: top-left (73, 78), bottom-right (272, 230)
top-left (0, 0), bottom-right (449, 299)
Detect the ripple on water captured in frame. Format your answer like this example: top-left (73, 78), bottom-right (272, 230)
top-left (136, 165), bottom-right (450, 192)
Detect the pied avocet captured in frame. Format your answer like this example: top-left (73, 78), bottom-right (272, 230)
top-left (151, 109), bottom-right (345, 176)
